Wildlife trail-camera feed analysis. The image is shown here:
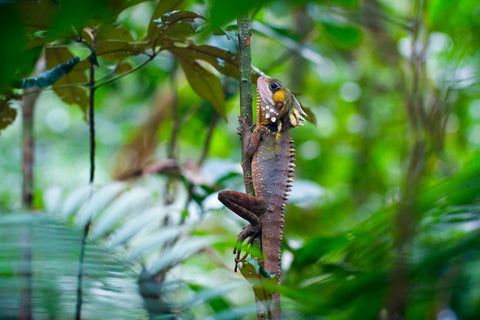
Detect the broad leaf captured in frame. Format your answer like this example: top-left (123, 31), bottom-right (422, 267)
top-left (169, 47), bottom-right (226, 120)
top-left (0, 212), bottom-right (147, 319)
top-left (183, 44), bottom-right (239, 79)
top-left (147, 0), bottom-right (186, 37)
top-left (96, 40), bottom-right (147, 60)
top-left (18, 0), bottom-right (58, 31)
top-left (0, 102), bottom-right (17, 133)
top-left (97, 24), bottom-right (135, 42)
top-left (45, 47), bottom-right (89, 116)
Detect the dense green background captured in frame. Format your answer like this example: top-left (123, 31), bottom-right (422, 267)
top-left (1, 0), bottom-right (480, 319)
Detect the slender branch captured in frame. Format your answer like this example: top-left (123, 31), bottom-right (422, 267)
top-left (19, 86), bottom-right (40, 320)
top-left (167, 68), bottom-right (179, 160)
top-left (75, 55), bottom-right (96, 320)
top-left (21, 89), bottom-right (39, 208)
top-left (89, 63), bottom-right (96, 183)
top-left (237, 16), bottom-right (255, 197)
top-left (94, 55), bottom-right (156, 89)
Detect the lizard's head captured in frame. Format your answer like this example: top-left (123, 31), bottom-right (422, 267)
top-left (257, 76), bottom-right (306, 129)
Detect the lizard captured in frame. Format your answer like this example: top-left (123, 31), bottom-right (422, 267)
top-left (218, 76), bottom-right (306, 319)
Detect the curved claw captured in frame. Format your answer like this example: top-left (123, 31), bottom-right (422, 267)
top-left (237, 116), bottom-right (255, 135)
top-left (233, 230), bottom-right (261, 272)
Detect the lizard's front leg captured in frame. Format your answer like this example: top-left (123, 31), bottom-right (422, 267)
top-left (218, 190), bottom-right (267, 270)
top-left (238, 116), bottom-right (261, 185)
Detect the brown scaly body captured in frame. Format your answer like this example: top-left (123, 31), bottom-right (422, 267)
top-left (251, 125), bottom-right (295, 278)
top-left (218, 76), bottom-right (305, 319)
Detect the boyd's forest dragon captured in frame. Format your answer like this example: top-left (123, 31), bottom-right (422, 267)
top-left (218, 76), bottom-right (306, 319)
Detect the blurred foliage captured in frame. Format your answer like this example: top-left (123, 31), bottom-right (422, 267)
top-left (1, 0), bottom-right (480, 319)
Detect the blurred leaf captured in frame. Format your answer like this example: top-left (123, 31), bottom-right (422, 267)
top-left (74, 182), bottom-right (125, 226)
top-left (0, 102), bottom-right (17, 133)
top-left (292, 236), bottom-right (347, 270)
top-left (302, 106), bottom-right (317, 126)
top-left (96, 40), bottom-right (147, 60)
top-left (207, 0), bottom-right (271, 27)
top-left (183, 44), bottom-right (239, 79)
top-left (169, 47), bottom-right (226, 120)
top-left (252, 21), bottom-right (325, 66)
top-left (90, 188), bottom-right (150, 238)
top-left (151, 10), bottom-right (204, 42)
top-left (127, 227), bottom-right (184, 260)
top-left (108, 206), bottom-right (165, 247)
top-left (421, 153), bottom-right (480, 208)
top-left (148, 236), bottom-right (218, 273)
top-left (18, 0), bottom-right (58, 31)
top-left (45, 47), bottom-right (89, 116)
top-left (238, 258), bottom-right (278, 304)
top-left (0, 212), bottom-right (147, 319)
top-left (147, 0), bottom-right (186, 37)
top-left (47, 0), bottom-right (122, 39)
top-left (17, 56), bottom-right (80, 88)
top-left (155, 10), bottom-right (202, 25)
top-left (221, 28), bottom-right (239, 52)
top-left (114, 61), bottom-right (133, 74)
top-left (97, 24), bottom-right (135, 42)
top-left (0, 4), bottom-right (26, 92)
top-left (61, 185), bottom-right (91, 219)
top-left (186, 282), bottom-right (242, 308)
top-left (322, 23), bottom-right (362, 49)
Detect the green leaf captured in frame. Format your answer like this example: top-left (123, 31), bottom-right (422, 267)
top-left (207, 0), bottom-right (270, 27)
top-left (74, 182), bottom-right (125, 226)
top-left (114, 61), bottom-right (133, 74)
top-left (0, 211), bottom-right (148, 319)
top-left (18, 0), bottom-right (59, 30)
top-left (322, 23), bottom-right (362, 49)
top-left (95, 40), bottom-right (146, 60)
top-left (97, 24), bottom-right (135, 42)
top-left (147, 0), bottom-right (186, 37)
top-left (148, 236), bottom-right (218, 273)
top-left (60, 185), bottom-right (91, 219)
top-left (151, 10), bottom-right (204, 41)
top-left (45, 47), bottom-right (89, 115)
top-left (221, 28), bottom-right (238, 52)
top-left (156, 10), bottom-right (202, 25)
top-left (185, 282), bottom-right (242, 308)
top-left (90, 188), bottom-right (150, 238)
top-left (182, 44), bottom-right (239, 79)
top-left (108, 206), bottom-right (165, 247)
top-left (169, 47), bottom-right (226, 120)
top-left (238, 258), bottom-right (278, 304)
top-left (127, 227), bottom-right (185, 260)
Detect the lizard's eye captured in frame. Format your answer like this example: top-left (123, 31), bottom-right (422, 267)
top-left (269, 81), bottom-right (281, 92)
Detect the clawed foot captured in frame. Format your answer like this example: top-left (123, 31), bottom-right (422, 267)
top-left (233, 224), bottom-right (261, 272)
top-left (237, 115), bottom-right (255, 136)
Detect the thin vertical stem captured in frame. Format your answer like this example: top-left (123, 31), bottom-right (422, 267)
top-left (76, 59), bottom-right (96, 320)
top-left (237, 15), bottom-right (255, 197)
top-left (19, 87), bottom-right (39, 320)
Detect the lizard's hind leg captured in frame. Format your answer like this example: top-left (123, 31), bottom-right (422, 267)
top-left (218, 190), bottom-right (267, 270)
